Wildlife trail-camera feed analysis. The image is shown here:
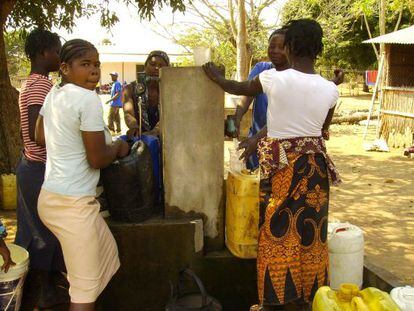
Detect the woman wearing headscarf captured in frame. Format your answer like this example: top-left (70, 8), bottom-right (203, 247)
top-left (123, 50), bottom-right (170, 137)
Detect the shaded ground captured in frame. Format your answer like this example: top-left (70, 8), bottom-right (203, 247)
top-left (1, 94), bottom-right (413, 295)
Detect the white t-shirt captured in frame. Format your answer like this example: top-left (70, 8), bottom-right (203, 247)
top-left (259, 68), bottom-right (339, 139)
top-left (41, 83), bottom-right (108, 197)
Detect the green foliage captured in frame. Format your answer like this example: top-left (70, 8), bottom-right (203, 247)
top-left (4, 30), bottom-right (30, 86)
top-left (135, 0), bottom-right (188, 19)
top-left (3, 0), bottom-right (189, 84)
top-left (351, 0), bottom-right (413, 26)
top-left (175, 24), bottom-right (235, 78)
top-left (175, 15), bottom-right (270, 78)
top-left (247, 19), bottom-right (271, 66)
top-left (282, 0), bottom-right (413, 70)
top-left (6, 0), bottom-right (190, 31)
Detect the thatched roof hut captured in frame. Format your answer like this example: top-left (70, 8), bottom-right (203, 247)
top-left (364, 26), bottom-right (414, 148)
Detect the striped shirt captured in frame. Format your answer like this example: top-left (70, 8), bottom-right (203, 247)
top-left (19, 74), bottom-right (52, 163)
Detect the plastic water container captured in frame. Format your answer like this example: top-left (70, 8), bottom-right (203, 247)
top-left (0, 174), bottom-right (17, 210)
top-left (119, 135), bottom-right (162, 205)
top-left (391, 286), bottom-right (414, 310)
top-left (226, 170), bottom-right (259, 259)
top-left (0, 243), bottom-right (29, 310)
top-left (193, 47), bottom-right (211, 66)
top-left (328, 223), bottom-right (364, 290)
top-left (229, 140), bottom-right (245, 174)
top-left (313, 283), bottom-right (401, 311)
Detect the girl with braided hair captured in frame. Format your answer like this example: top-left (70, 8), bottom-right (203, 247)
top-left (35, 39), bottom-right (129, 310)
top-left (204, 19), bottom-right (341, 310)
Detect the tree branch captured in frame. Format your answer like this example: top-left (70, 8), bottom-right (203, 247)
top-left (228, 0), bottom-right (238, 40)
top-left (199, 0), bottom-right (228, 24)
top-left (256, 0), bottom-right (277, 17)
top-left (394, 5), bottom-right (404, 32)
top-left (151, 19), bottom-right (192, 53)
top-left (188, 4), bottom-right (223, 34)
top-left (363, 12), bottom-right (379, 59)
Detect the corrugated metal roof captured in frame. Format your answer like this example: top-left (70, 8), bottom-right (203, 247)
top-left (364, 25), bottom-right (414, 44)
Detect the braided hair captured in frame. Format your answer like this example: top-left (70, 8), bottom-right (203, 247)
top-left (268, 27), bottom-right (287, 42)
top-left (60, 39), bottom-right (97, 64)
top-left (283, 19), bottom-right (323, 60)
top-left (25, 29), bottom-right (61, 61)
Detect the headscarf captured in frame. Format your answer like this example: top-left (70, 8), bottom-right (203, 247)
top-left (145, 50), bottom-right (170, 67)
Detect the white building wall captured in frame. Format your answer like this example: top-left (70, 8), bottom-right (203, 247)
top-left (100, 62), bottom-right (123, 84)
top-left (123, 63), bottom-right (138, 83)
top-left (100, 62), bottom-right (143, 84)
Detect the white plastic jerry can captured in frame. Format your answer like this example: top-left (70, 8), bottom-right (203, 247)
top-left (391, 286), bottom-right (414, 311)
top-left (328, 223), bottom-right (364, 290)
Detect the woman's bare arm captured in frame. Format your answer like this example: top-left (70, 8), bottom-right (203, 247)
top-left (35, 115), bottom-right (45, 147)
top-left (82, 131), bottom-right (129, 169)
top-left (202, 62), bottom-right (263, 97)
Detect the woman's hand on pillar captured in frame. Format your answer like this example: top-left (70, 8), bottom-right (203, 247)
top-left (202, 62), bottom-right (225, 84)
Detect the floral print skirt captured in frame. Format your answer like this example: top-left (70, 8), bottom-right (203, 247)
top-left (257, 152), bottom-right (330, 306)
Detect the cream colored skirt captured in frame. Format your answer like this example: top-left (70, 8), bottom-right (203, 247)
top-left (38, 188), bottom-right (120, 303)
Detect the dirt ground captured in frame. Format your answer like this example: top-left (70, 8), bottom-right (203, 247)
top-left (327, 95), bottom-right (414, 286)
top-left (2, 94), bottom-right (414, 287)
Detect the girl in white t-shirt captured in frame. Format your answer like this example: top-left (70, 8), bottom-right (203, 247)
top-left (204, 19), bottom-right (341, 310)
top-left (35, 39), bottom-right (128, 310)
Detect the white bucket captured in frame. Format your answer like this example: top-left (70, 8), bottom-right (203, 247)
top-left (391, 286), bottom-right (414, 311)
top-left (193, 47), bottom-right (211, 66)
top-left (328, 223), bottom-right (364, 290)
top-left (0, 243), bottom-right (29, 311)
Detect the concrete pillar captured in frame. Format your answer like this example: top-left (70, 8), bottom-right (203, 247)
top-left (160, 67), bottom-right (224, 251)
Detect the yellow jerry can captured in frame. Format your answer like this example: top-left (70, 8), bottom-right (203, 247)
top-left (1, 174), bottom-right (17, 210)
top-left (313, 283), bottom-right (401, 311)
top-left (225, 170), bottom-right (259, 259)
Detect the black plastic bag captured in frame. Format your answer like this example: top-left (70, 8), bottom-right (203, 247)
top-left (166, 269), bottom-right (222, 311)
top-left (101, 140), bottom-right (155, 222)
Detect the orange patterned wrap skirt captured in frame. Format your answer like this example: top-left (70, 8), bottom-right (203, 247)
top-left (257, 136), bottom-right (340, 306)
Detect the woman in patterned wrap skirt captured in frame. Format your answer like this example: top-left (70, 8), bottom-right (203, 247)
top-left (203, 19), bottom-right (342, 310)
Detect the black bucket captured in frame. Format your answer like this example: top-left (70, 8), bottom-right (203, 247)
top-left (101, 140), bottom-right (155, 222)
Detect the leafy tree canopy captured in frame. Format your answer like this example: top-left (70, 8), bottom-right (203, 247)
top-left (6, 0), bottom-right (189, 30)
top-left (282, 0), bottom-right (413, 70)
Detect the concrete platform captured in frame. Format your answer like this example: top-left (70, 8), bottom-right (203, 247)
top-left (192, 250), bottom-right (257, 311)
top-left (99, 217), bottom-right (203, 311)
top-left (1, 211), bottom-right (411, 310)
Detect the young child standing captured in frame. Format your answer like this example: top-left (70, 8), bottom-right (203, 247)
top-left (15, 28), bottom-right (66, 308)
top-left (36, 39), bottom-right (128, 310)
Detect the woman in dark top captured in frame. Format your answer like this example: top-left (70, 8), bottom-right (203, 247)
top-left (123, 50), bottom-right (170, 137)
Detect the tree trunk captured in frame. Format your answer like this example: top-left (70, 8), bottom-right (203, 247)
top-left (363, 13), bottom-right (379, 60)
top-left (331, 114), bottom-right (378, 125)
top-left (236, 0), bottom-right (248, 81)
top-left (379, 0), bottom-right (386, 55)
top-left (0, 29), bottom-right (21, 174)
